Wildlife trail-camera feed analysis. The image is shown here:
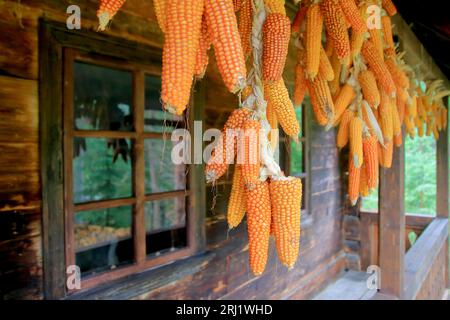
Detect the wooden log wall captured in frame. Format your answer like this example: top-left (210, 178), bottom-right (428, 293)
top-left (0, 0), bottom-right (346, 299)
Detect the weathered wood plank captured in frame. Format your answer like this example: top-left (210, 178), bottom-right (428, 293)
top-left (379, 137), bottom-right (405, 298)
top-left (0, 76), bottom-right (38, 142)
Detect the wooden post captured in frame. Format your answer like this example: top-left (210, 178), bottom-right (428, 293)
top-left (436, 100), bottom-right (449, 287)
top-left (379, 135), bottom-right (405, 298)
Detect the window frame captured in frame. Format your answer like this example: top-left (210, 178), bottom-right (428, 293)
top-left (40, 21), bottom-right (206, 299)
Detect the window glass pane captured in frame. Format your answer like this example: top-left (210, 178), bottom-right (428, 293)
top-left (144, 139), bottom-right (186, 194)
top-left (75, 206), bottom-right (133, 276)
top-left (73, 138), bottom-right (132, 203)
top-left (405, 134), bottom-right (436, 215)
top-left (73, 62), bottom-right (133, 131)
top-left (145, 75), bottom-right (184, 133)
top-left (145, 197), bottom-right (186, 233)
top-left (145, 197), bottom-right (187, 256)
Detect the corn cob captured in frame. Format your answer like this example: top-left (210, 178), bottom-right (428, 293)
top-left (392, 99), bottom-right (402, 137)
top-left (359, 164), bottom-right (369, 197)
top-left (205, 108), bottom-right (251, 182)
top-left (358, 69), bottom-right (380, 108)
top-left (265, 79), bottom-right (301, 138)
top-left (404, 116), bottom-right (415, 138)
top-left (416, 117), bottom-right (424, 137)
top-left (363, 135), bottom-right (378, 189)
top-left (350, 28), bottom-right (366, 60)
top-left (245, 180), bottom-right (272, 275)
top-left (329, 53), bottom-right (342, 96)
top-left (308, 80), bottom-right (329, 126)
top-left (379, 93), bottom-right (394, 141)
top-left (320, 0), bottom-right (351, 62)
top-left (382, 0), bottom-right (397, 17)
top-left (348, 158), bottom-right (361, 205)
top-left (153, 0), bottom-right (166, 33)
top-left (310, 73), bottom-right (336, 122)
top-left (385, 58), bottom-right (410, 89)
top-left (263, 13), bottom-right (291, 82)
top-left (161, 0), bottom-right (204, 115)
top-left (381, 15), bottom-right (396, 57)
top-left (97, 0), bottom-right (126, 31)
top-left (238, 0), bottom-right (253, 58)
top-left (242, 119), bottom-right (261, 188)
top-left (350, 116), bottom-right (364, 167)
top-left (266, 98), bottom-right (279, 150)
top-left (337, 109), bottom-right (354, 148)
top-left (205, 0), bottom-right (247, 93)
top-left (338, 0), bottom-right (366, 32)
top-left (325, 34), bottom-right (334, 57)
top-left (270, 177), bottom-right (302, 269)
top-left (305, 3), bottom-right (324, 79)
top-left (264, 0), bottom-right (286, 15)
top-left (368, 28), bottom-right (384, 60)
top-left (333, 83), bottom-right (355, 124)
top-left (379, 140), bottom-right (393, 168)
top-left (294, 62), bottom-right (308, 106)
top-left (319, 45), bottom-right (335, 81)
top-left (292, 4), bottom-right (308, 35)
top-left (194, 17), bottom-right (212, 79)
top-left (227, 166), bottom-right (247, 229)
top-left (362, 41), bottom-right (396, 97)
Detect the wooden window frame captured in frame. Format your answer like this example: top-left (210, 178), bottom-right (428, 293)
top-left (39, 21), bottom-right (206, 299)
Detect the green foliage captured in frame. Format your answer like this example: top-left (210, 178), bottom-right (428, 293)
top-left (362, 134), bottom-right (438, 216)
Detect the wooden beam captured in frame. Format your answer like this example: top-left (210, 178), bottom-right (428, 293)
top-left (393, 15), bottom-right (450, 88)
top-left (436, 107), bottom-right (449, 219)
top-left (378, 136), bottom-right (405, 298)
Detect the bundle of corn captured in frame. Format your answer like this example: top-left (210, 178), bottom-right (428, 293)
top-left (97, 0), bottom-right (126, 31)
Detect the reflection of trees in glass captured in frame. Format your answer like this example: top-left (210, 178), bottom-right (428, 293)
top-left (73, 62), bottom-right (132, 132)
top-left (362, 134), bottom-right (437, 215)
top-left (145, 198), bottom-right (186, 232)
top-left (74, 138), bottom-right (132, 204)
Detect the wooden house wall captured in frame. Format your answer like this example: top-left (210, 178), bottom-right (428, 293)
top-left (0, 0), bottom-right (346, 299)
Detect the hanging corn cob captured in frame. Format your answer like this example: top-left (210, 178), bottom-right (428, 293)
top-left (338, 0), bottom-right (366, 33)
top-left (239, 0), bottom-right (253, 58)
top-left (263, 13), bottom-right (292, 82)
top-left (363, 134), bottom-right (378, 189)
top-left (382, 0), bottom-right (397, 17)
top-left (358, 69), bottom-right (380, 109)
top-left (241, 119), bottom-right (261, 188)
top-left (245, 180), bottom-right (272, 275)
top-left (305, 2), bottom-right (324, 80)
top-left (97, 0), bottom-right (127, 31)
top-left (264, 0), bottom-right (286, 15)
top-left (349, 116), bottom-right (364, 167)
top-left (265, 79), bottom-right (301, 139)
top-left (270, 176), bottom-right (302, 269)
top-left (153, 0), bottom-right (166, 33)
top-left (161, 0), bottom-right (204, 115)
top-left (205, 0), bottom-right (247, 93)
top-left (194, 16), bottom-right (212, 79)
top-left (348, 157), bottom-right (361, 205)
top-left (227, 166), bottom-right (247, 229)
top-left (320, 0), bottom-right (351, 63)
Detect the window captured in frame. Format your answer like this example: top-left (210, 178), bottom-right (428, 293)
top-left (63, 49), bottom-right (197, 289)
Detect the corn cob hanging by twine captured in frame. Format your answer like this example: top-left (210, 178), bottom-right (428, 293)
top-left (227, 166), bottom-right (247, 229)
